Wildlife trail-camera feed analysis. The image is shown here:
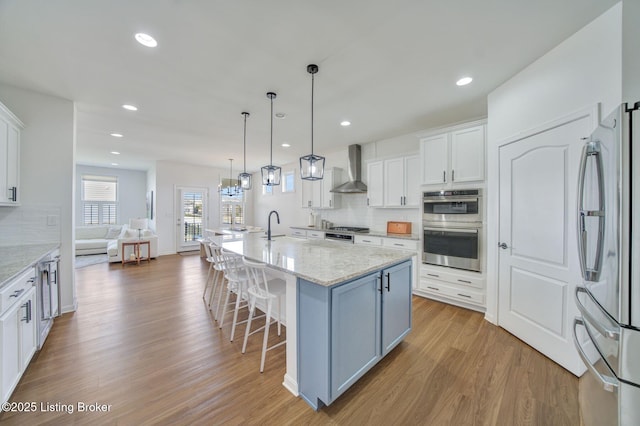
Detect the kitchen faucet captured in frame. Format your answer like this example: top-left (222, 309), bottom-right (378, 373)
top-left (267, 210), bottom-right (280, 241)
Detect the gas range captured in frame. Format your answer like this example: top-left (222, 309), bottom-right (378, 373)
top-left (325, 226), bottom-right (370, 243)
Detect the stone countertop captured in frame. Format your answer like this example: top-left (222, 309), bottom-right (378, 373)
top-left (0, 243), bottom-right (60, 287)
top-left (289, 226), bottom-right (420, 241)
top-left (215, 233), bottom-right (413, 287)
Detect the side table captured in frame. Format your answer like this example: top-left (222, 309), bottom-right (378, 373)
top-left (122, 240), bottom-right (151, 266)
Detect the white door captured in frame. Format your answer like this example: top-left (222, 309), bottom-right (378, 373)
top-left (176, 186), bottom-right (207, 252)
top-left (498, 114), bottom-right (590, 376)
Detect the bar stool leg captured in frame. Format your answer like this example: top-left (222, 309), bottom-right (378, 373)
top-left (242, 296), bottom-right (256, 354)
top-left (260, 300), bottom-right (272, 373)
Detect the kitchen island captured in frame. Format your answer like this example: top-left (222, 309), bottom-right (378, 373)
top-left (216, 233), bottom-right (413, 410)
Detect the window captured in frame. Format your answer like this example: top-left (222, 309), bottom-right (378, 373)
top-left (82, 175), bottom-right (118, 225)
top-left (220, 187), bottom-right (244, 226)
top-left (282, 170), bottom-right (295, 193)
top-left (262, 184), bottom-right (273, 196)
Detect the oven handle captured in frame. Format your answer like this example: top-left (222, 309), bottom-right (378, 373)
top-left (423, 197), bottom-right (478, 204)
top-left (423, 227), bottom-right (478, 234)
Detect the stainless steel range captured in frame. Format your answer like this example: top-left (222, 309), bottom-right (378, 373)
top-left (325, 226), bottom-right (369, 243)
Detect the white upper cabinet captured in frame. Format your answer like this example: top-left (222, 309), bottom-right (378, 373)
top-left (0, 101), bottom-right (23, 206)
top-left (383, 155), bottom-right (420, 207)
top-left (368, 154), bottom-right (419, 208)
top-left (366, 161), bottom-right (384, 207)
top-left (420, 123), bottom-right (485, 188)
top-left (301, 167), bottom-right (342, 209)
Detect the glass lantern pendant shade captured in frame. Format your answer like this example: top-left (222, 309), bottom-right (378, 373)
top-left (261, 92), bottom-right (281, 186)
top-left (238, 111), bottom-right (252, 190)
top-left (300, 64), bottom-right (325, 181)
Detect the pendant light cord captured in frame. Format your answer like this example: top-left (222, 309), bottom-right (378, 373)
top-left (270, 95), bottom-right (274, 166)
top-left (311, 71), bottom-right (314, 155)
top-left (243, 113), bottom-right (247, 173)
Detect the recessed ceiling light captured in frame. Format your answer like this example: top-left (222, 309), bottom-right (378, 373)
top-left (275, 112), bottom-right (286, 119)
top-left (122, 104), bottom-right (138, 111)
top-left (110, 151), bottom-right (121, 155)
top-left (110, 133), bottom-right (123, 138)
top-left (281, 143), bottom-right (291, 148)
top-left (111, 163), bottom-right (119, 166)
top-left (135, 33), bottom-right (158, 48)
top-left (456, 77), bottom-right (473, 86)
top-left (340, 120), bottom-right (351, 127)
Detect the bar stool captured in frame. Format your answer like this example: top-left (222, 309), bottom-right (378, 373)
top-left (218, 249), bottom-right (250, 342)
top-left (205, 242), bottom-right (225, 312)
top-left (241, 258), bottom-right (286, 373)
top-left (202, 241), bottom-right (217, 303)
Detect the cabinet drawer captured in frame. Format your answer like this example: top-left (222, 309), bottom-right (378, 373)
top-left (420, 266), bottom-right (484, 289)
top-left (0, 267), bottom-right (36, 314)
top-left (290, 229), bottom-right (306, 238)
top-left (307, 231), bottom-right (325, 239)
top-left (382, 238), bottom-right (418, 251)
top-left (420, 279), bottom-right (485, 305)
top-left (354, 235), bottom-right (383, 246)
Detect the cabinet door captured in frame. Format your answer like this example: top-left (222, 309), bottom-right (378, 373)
top-left (381, 261), bottom-right (412, 355)
top-left (450, 125), bottom-right (484, 183)
top-left (321, 168), bottom-right (339, 209)
top-left (301, 179), bottom-right (321, 208)
top-left (421, 133), bottom-right (449, 185)
top-left (331, 273), bottom-right (381, 400)
top-left (383, 157), bottom-right (404, 207)
top-left (0, 119), bottom-right (9, 203)
top-left (366, 161), bottom-right (384, 207)
top-left (403, 155), bottom-right (421, 207)
top-left (6, 124), bottom-right (19, 203)
top-left (20, 288), bottom-right (37, 371)
top-left (1, 301), bottom-right (21, 403)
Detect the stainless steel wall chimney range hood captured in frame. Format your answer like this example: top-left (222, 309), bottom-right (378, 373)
top-left (331, 144), bottom-right (368, 193)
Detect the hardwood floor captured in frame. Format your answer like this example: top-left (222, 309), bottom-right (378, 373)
top-left (1, 255), bottom-right (580, 425)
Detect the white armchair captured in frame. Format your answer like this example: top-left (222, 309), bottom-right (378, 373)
top-left (107, 225), bottom-right (158, 263)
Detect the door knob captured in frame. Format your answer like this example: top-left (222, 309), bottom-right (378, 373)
top-left (498, 242), bottom-right (508, 249)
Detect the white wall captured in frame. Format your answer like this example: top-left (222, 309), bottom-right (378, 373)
top-left (0, 83), bottom-right (76, 313)
top-left (75, 165), bottom-right (147, 227)
top-left (485, 3), bottom-right (623, 323)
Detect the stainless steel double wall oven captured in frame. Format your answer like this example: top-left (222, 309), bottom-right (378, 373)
top-left (422, 189), bottom-right (483, 272)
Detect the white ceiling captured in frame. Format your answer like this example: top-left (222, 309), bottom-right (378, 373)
top-left (0, 0), bottom-right (618, 172)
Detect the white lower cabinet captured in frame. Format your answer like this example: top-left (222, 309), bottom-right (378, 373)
top-left (1, 268), bottom-right (37, 404)
top-left (290, 229), bottom-right (307, 238)
top-left (290, 228), bottom-right (325, 239)
top-left (416, 264), bottom-right (485, 311)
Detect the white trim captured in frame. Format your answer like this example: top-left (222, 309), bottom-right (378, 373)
top-left (415, 117), bottom-right (487, 140)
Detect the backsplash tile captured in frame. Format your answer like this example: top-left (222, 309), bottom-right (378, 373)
top-left (0, 204), bottom-right (61, 246)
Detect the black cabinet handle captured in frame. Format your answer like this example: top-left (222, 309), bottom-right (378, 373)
top-left (457, 279), bottom-right (472, 284)
top-left (457, 293), bottom-right (472, 299)
top-left (427, 273), bottom-right (439, 278)
top-left (427, 286), bottom-right (440, 291)
top-left (385, 273), bottom-right (391, 292)
top-left (8, 186), bottom-right (17, 202)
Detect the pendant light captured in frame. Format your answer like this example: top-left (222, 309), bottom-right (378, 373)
top-left (225, 158), bottom-right (237, 196)
top-left (300, 64), bottom-right (325, 180)
top-left (238, 111), bottom-right (252, 190)
top-left (261, 92), bottom-right (281, 186)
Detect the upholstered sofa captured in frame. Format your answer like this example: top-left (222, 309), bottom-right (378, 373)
top-left (75, 225), bottom-right (158, 262)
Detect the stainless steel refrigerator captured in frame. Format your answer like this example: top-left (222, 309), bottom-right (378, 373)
top-left (573, 102), bottom-right (640, 426)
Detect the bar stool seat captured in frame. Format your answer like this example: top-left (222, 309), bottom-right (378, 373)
top-left (241, 258), bottom-right (286, 373)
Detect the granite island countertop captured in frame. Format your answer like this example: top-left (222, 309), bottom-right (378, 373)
top-left (214, 233), bottom-right (413, 286)
top-left (0, 243), bottom-right (60, 287)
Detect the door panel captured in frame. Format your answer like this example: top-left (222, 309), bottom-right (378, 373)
top-left (382, 261), bottom-right (412, 355)
top-left (176, 187), bottom-right (207, 252)
top-left (498, 114), bottom-right (590, 376)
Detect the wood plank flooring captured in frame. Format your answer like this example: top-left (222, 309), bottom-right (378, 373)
top-left (1, 254), bottom-right (580, 425)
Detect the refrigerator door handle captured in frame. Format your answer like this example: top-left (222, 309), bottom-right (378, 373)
top-left (576, 140), bottom-right (606, 282)
top-left (574, 286), bottom-right (620, 340)
top-left (573, 317), bottom-right (618, 393)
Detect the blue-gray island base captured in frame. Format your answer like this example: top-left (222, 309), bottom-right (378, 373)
top-left (298, 260), bottom-right (412, 410)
